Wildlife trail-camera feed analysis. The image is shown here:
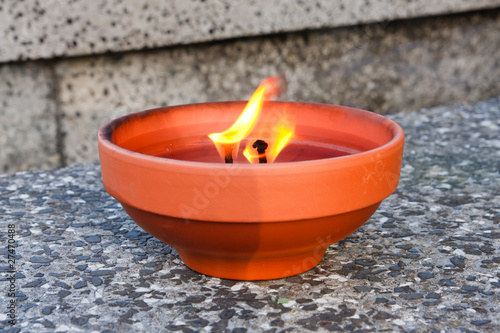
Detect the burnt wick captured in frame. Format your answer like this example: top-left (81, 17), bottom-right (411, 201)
top-left (253, 140), bottom-right (268, 164)
top-left (223, 144), bottom-right (233, 163)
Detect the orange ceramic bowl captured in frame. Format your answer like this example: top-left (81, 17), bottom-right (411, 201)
top-left (98, 101), bottom-right (404, 280)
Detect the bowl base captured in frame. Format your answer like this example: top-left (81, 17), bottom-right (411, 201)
top-left (177, 247), bottom-right (328, 281)
top-left (122, 202), bottom-right (380, 281)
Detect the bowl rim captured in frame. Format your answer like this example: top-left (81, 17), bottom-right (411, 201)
top-left (98, 101), bottom-right (404, 172)
top-left (98, 101), bottom-right (405, 222)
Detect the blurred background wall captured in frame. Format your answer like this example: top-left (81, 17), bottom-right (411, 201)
top-left (1, 0), bottom-right (500, 174)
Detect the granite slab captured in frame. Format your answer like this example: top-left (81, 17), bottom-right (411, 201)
top-left (0, 97), bottom-right (499, 332)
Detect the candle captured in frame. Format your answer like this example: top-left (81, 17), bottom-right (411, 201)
top-left (98, 80), bottom-right (405, 280)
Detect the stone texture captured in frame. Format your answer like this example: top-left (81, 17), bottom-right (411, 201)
top-left (0, 63), bottom-right (59, 173)
top-left (1, 0), bottom-right (499, 62)
top-left (1, 7), bottom-right (500, 173)
top-left (0, 96), bottom-right (498, 332)
top-left (56, 9), bottom-right (500, 165)
top-left (55, 51), bottom-right (209, 165)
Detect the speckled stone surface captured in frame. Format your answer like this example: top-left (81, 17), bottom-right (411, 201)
top-left (56, 9), bottom-right (500, 166)
top-left (0, 62), bottom-right (60, 174)
top-left (1, 97), bottom-right (499, 332)
top-left (1, 0), bottom-right (499, 62)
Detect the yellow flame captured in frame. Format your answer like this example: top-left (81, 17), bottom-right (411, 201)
top-left (268, 125), bottom-right (294, 163)
top-left (244, 124), bottom-right (294, 164)
top-left (242, 146), bottom-right (256, 163)
top-left (208, 75), bottom-right (292, 163)
top-left (208, 87), bottom-right (266, 145)
top-left (242, 144), bottom-right (267, 164)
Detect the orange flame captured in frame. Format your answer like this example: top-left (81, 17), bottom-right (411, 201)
top-left (243, 124), bottom-right (294, 164)
top-left (257, 76), bottom-right (285, 100)
top-left (209, 76), bottom-right (291, 163)
top-left (208, 87), bottom-right (265, 145)
top-left (268, 125), bottom-right (294, 163)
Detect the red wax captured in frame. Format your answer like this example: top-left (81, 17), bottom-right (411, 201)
top-left (123, 129), bottom-right (379, 164)
top-left (149, 138), bottom-right (355, 163)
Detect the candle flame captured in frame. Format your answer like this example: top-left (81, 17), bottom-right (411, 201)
top-left (268, 125), bottom-right (294, 163)
top-left (208, 87), bottom-right (266, 145)
top-left (242, 146), bottom-right (258, 162)
top-left (209, 75), bottom-right (291, 163)
top-left (243, 124), bottom-right (294, 164)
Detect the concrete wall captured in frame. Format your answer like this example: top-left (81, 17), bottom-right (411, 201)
top-left (1, 1), bottom-right (500, 173)
top-left (3, 0), bottom-right (500, 62)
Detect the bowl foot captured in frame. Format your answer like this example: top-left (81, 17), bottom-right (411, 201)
top-left (176, 247), bottom-right (328, 281)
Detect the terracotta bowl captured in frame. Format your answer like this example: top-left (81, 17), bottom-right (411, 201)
top-left (98, 101), bottom-right (404, 280)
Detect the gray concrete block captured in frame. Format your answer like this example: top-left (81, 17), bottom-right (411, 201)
top-left (55, 51), bottom-right (210, 166)
top-left (0, 63), bottom-right (59, 173)
top-left (1, 0), bottom-right (499, 62)
top-left (57, 10), bottom-right (500, 166)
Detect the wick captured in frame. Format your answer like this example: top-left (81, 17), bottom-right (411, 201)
top-left (223, 144), bottom-right (233, 163)
top-left (253, 140), bottom-right (268, 164)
